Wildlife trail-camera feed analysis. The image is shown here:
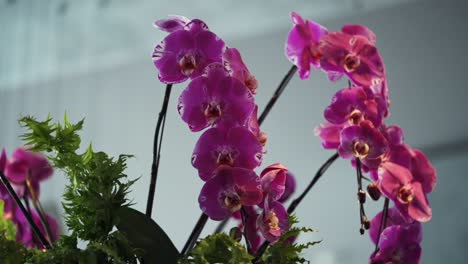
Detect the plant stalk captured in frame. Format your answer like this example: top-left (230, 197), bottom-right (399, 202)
top-left (146, 84), bottom-right (173, 217)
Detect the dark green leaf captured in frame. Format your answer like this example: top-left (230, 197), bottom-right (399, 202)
top-left (116, 207), bottom-right (179, 263)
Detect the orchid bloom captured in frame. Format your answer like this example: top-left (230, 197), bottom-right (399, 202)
top-left (370, 224), bottom-right (422, 264)
top-left (192, 127), bottom-right (263, 181)
top-left (338, 120), bottom-right (388, 169)
top-left (378, 162), bottom-right (432, 222)
top-left (257, 200), bottom-right (289, 243)
top-left (285, 12), bottom-right (328, 79)
top-left (4, 148), bottom-right (53, 199)
top-left (199, 167), bottom-right (263, 220)
top-left (152, 19), bottom-right (225, 84)
top-left (320, 30), bottom-right (385, 87)
top-left (178, 63), bottom-right (255, 132)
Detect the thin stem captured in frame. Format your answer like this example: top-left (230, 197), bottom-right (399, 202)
top-left (374, 198), bottom-right (390, 254)
top-left (181, 213), bottom-right (208, 255)
top-left (356, 158), bottom-right (369, 235)
top-left (23, 197), bottom-right (40, 248)
top-left (0, 171), bottom-right (51, 249)
top-left (33, 199), bottom-right (54, 243)
top-left (26, 178), bottom-right (54, 243)
top-left (258, 65), bottom-right (297, 125)
top-left (241, 207), bottom-right (252, 254)
top-left (146, 84), bottom-right (173, 217)
top-left (287, 152), bottom-right (339, 214)
top-left (214, 218), bottom-right (229, 233)
top-left (255, 152), bottom-right (340, 262)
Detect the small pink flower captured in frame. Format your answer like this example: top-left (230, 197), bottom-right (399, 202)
top-left (260, 163), bottom-right (288, 202)
top-left (178, 63), bottom-right (255, 132)
top-left (320, 31), bottom-right (385, 87)
top-left (338, 121), bottom-right (388, 169)
top-left (192, 126), bottom-right (263, 181)
top-left (4, 148), bottom-right (53, 199)
top-left (199, 167), bottom-right (263, 220)
top-left (285, 12), bottom-right (328, 80)
top-left (152, 20), bottom-right (225, 84)
top-left (257, 200), bottom-right (289, 243)
top-left (378, 162), bottom-right (432, 222)
top-left (314, 122), bottom-right (342, 149)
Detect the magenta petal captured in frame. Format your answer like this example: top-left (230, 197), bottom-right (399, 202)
top-left (286, 12), bottom-right (327, 79)
top-left (278, 171), bottom-right (296, 203)
top-left (327, 71), bottom-right (344, 82)
top-left (199, 167), bottom-right (262, 221)
top-left (314, 122), bottom-right (342, 149)
top-left (411, 149), bottom-right (437, 193)
top-left (341, 24), bottom-right (377, 44)
top-left (153, 15), bottom-right (190, 32)
top-left (407, 182), bottom-right (432, 222)
top-left (178, 77), bottom-right (210, 131)
top-left (178, 64), bottom-right (255, 131)
top-left (324, 86), bottom-right (367, 125)
top-left (369, 207), bottom-right (415, 244)
top-left (196, 30), bottom-right (225, 62)
top-left (385, 125), bottom-right (405, 146)
top-left (243, 206), bottom-right (262, 253)
top-left (258, 201), bottom-right (289, 243)
top-left (378, 162), bottom-right (413, 199)
top-left (372, 225), bottom-right (422, 264)
top-left (260, 163), bottom-right (287, 201)
top-left (192, 127), bottom-right (263, 181)
top-left (153, 52), bottom-right (187, 84)
top-left (0, 148), bottom-right (6, 172)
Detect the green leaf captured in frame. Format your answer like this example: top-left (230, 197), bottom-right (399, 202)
top-left (115, 207), bottom-right (179, 263)
top-left (0, 200), bottom-right (16, 240)
top-left (181, 233), bottom-right (253, 264)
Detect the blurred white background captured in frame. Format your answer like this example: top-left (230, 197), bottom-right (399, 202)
top-left (1, 0), bottom-right (467, 263)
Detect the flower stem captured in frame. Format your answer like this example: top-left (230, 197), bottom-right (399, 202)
top-left (355, 158), bottom-right (368, 235)
top-left (146, 84), bottom-right (173, 218)
top-left (241, 207), bottom-right (252, 254)
top-left (254, 152), bottom-right (340, 262)
top-left (181, 213), bottom-right (208, 255)
top-left (0, 171), bottom-right (51, 249)
top-left (374, 197), bottom-right (390, 254)
top-left (258, 65), bottom-right (297, 125)
top-left (287, 152), bottom-right (339, 214)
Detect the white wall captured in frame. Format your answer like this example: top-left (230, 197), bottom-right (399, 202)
top-left (0, 0), bottom-right (467, 262)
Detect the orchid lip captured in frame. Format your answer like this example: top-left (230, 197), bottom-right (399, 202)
top-left (353, 141), bottom-right (370, 158)
top-left (204, 102), bottom-right (223, 123)
top-left (267, 211), bottom-right (280, 232)
top-left (216, 150), bottom-right (235, 166)
top-left (348, 109), bottom-right (363, 125)
top-left (178, 53), bottom-right (198, 75)
top-left (397, 185), bottom-right (414, 204)
top-left (224, 193), bottom-right (242, 212)
top-left (344, 53), bottom-right (360, 72)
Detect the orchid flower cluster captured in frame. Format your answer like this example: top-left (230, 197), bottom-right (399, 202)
top-left (153, 16), bottom-right (297, 252)
top-left (0, 11), bottom-right (438, 264)
top-left (0, 148), bottom-right (59, 248)
top-left (285, 12), bottom-right (436, 263)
